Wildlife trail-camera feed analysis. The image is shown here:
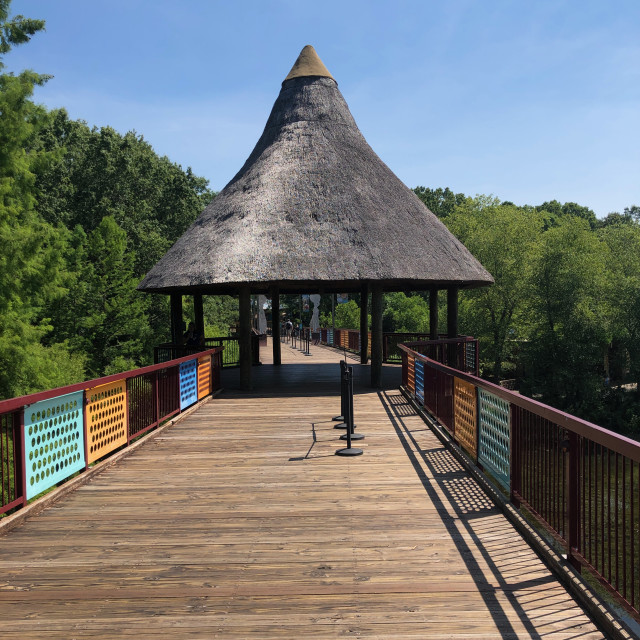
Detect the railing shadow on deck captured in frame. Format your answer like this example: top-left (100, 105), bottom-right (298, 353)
top-left (378, 389), bottom-right (590, 640)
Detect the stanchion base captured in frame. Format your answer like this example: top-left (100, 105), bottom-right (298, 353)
top-left (334, 423), bottom-right (357, 430)
top-left (340, 432), bottom-right (364, 441)
top-left (335, 447), bottom-right (363, 456)
top-left (332, 416), bottom-right (344, 422)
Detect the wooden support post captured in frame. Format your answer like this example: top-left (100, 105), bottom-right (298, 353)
top-left (371, 284), bottom-right (383, 388)
top-left (447, 287), bottom-right (458, 338)
top-left (430, 289), bottom-right (439, 340)
top-left (194, 294), bottom-right (204, 339)
top-left (447, 287), bottom-right (459, 368)
top-left (360, 282), bottom-right (369, 365)
top-left (239, 287), bottom-right (252, 390)
top-left (271, 287), bottom-right (281, 366)
top-left (170, 293), bottom-right (183, 344)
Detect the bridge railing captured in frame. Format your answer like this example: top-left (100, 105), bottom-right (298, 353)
top-left (319, 329), bottom-right (477, 370)
top-left (399, 343), bottom-right (640, 620)
top-left (154, 334), bottom-right (259, 367)
top-left (0, 347), bottom-right (223, 517)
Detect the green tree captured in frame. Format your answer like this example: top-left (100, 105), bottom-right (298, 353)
top-left (0, 1), bottom-right (83, 398)
top-left (535, 199), bottom-right (597, 230)
top-left (334, 300), bottom-right (360, 329)
top-left (79, 216), bottom-right (151, 376)
top-left (413, 186), bottom-right (466, 218)
top-left (34, 110), bottom-right (214, 277)
top-left (382, 292), bottom-right (429, 333)
top-left (600, 222), bottom-right (640, 393)
top-left (445, 196), bottom-right (544, 381)
top-left (523, 217), bottom-right (610, 413)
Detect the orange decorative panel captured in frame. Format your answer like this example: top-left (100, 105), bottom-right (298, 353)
top-left (454, 377), bottom-right (477, 459)
top-left (85, 380), bottom-right (128, 464)
top-left (198, 354), bottom-right (212, 399)
top-left (407, 354), bottom-right (415, 393)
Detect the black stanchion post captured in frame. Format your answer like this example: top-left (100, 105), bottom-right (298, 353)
top-left (340, 364), bottom-right (364, 441)
top-left (336, 366), bottom-right (363, 456)
top-left (333, 360), bottom-right (346, 422)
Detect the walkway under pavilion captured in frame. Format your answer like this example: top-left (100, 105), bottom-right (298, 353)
top-left (0, 340), bottom-right (605, 638)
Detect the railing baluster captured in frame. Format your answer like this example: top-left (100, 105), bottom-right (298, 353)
top-left (398, 342), bottom-right (640, 618)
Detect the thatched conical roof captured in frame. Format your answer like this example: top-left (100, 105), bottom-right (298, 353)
top-left (139, 45), bottom-right (493, 295)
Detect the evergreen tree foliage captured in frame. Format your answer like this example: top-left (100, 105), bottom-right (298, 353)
top-left (0, 1), bottom-right (84, 398)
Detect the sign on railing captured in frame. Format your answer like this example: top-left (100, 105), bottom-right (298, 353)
top-left (0, 346), bottom-right (223, 517)
top-left (399, 343), bottom-right (640, 621)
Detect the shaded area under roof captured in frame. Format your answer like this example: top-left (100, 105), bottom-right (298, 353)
top-left (139, 47), bottom-right (493, 295)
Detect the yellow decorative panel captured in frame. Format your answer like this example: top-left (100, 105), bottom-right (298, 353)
top-left (198, 354), bottom-right (212, 399)
top-left (407, 354), bottom-right (415, 393)
top-left (85, 379), bottom-right (128, 464)
top-left (454, 377), bottom-right (477, 459)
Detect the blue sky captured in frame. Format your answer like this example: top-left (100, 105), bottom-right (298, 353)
top-left (7, 0), bottom-right (640, 217)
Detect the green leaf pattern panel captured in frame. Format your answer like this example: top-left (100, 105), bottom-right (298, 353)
top-left (24, 391), bottom-right (85, 499)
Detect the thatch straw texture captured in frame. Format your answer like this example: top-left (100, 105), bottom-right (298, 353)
top-left (139, 48), bottom-right (493, 295)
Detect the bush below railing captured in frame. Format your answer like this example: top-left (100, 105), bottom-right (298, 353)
top-left (399, 343), bottom-right (640, 621)
top-left (0, 347), bottom-right (223, 517)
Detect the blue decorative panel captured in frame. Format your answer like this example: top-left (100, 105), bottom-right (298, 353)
top-left (179, 359), bottom-right (198, 410)
top-left (327, 329), bottom-right (333, 346)
top-left (415, 360), bottom-right (425, 404)
top-left (24, 391), bottom-right (85, 500)
top-left (478, 388), bottom-right (510, 491)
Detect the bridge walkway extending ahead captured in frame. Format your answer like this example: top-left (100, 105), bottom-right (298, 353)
top-left (0, 339), bottom-right (604, 638)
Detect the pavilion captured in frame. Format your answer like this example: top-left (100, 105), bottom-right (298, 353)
top-left (138, 45), bottom-right (493, 389)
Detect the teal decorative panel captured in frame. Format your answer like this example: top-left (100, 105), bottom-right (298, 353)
top-left (24, 391), bottom-right (85, 499)
top-left (327, 329), bottom-right (333, 346)
top-left (478, 388), bottom-right (510, 491)
top-left (179, 359), bottom-right (198, 410)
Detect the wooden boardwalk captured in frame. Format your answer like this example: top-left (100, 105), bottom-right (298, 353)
top-left (0, 339), bottom-right (604, 638)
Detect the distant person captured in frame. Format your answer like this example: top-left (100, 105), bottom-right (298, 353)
top-left (285, 319), bottom-right (293, 336)
top-left (183, 322), bottom-right (204, 347)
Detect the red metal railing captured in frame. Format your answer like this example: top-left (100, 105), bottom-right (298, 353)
top-left (319, 329), bottom-right (478, 372)
top-left (0, 347), bottom-right (223, 517)
top-left (399, 343), bottom-right (640, 620)
top-left (154, 335), bottom-right (259, 367)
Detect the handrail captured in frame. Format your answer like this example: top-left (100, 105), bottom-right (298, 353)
top-left (0, 348), bottom-right (222, 415)
top-left (1, 347), bottom-right (224, 517)
top-left (399, 342), bottom-right (640, 619)
top-left (318, 328), bottom-right (478, 371)
top-left (399, 344), bottom-right (640, 461)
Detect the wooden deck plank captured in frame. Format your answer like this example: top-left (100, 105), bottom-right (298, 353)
top-left (0, 339), bottom-right (605, 638)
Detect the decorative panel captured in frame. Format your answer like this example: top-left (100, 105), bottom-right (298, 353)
top-left (85, 380), bottom-right (127, 464)
top-left (454, 377), bottom-right (477, 459)
top-left (197, 354), bottom-right (212, 399)
top-left (407, 354), bottom-right (415, 393)
top-left (179, 359), bottom-right (198, 410)
top-left (327, 329), bottom-right (333, 346)
top-left (478, 388), bottom-right (510, 491)
top-left (415, 360), bottom-right (425, 404)
top-left (24, 391), bottom-right (85, 500)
